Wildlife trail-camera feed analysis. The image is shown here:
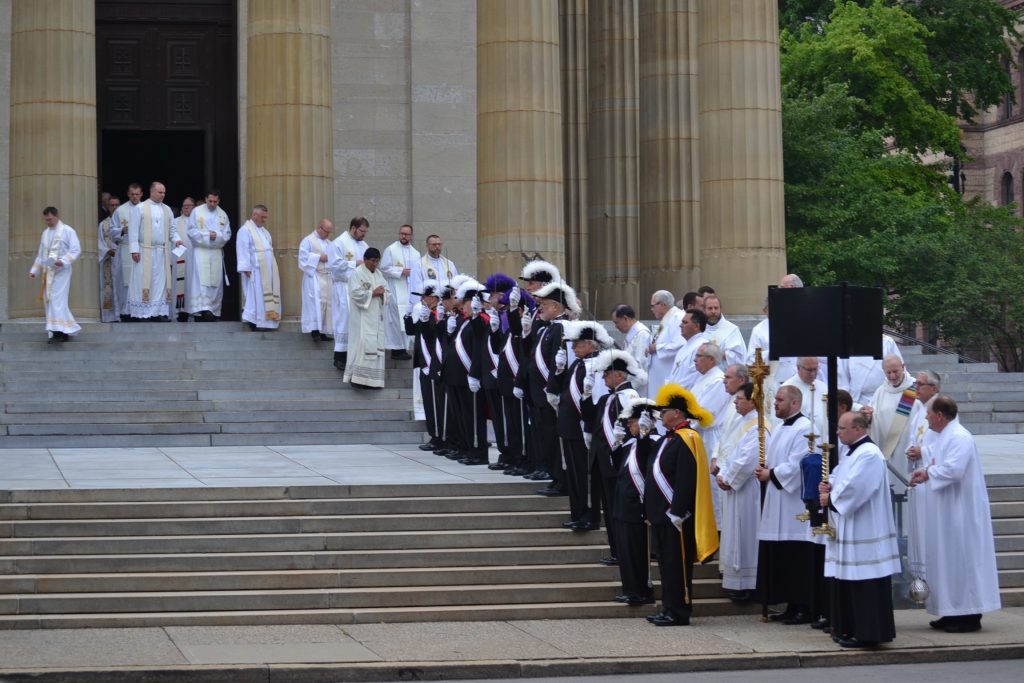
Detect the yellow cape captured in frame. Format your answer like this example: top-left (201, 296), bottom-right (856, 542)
top-left (676, 427), bottom-right (719, 563)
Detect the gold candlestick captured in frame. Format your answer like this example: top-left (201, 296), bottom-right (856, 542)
top-left (812, 440), bottom-right (836, 538)
top-left (747, 348), bottom-right (770, 468)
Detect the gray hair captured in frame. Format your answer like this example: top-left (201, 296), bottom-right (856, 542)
top-left (919, 369), bottom-right (941, 388)
top-left (780, 273), bottom-right (804, 288)
top-left (700, 342), bottom-right (724, 364)
top-left (727, 363), bottom-right (750, 381)
top-left (652, 290), bottom-right (674, 307)
top-left (252, 204), bottom-right (268, 214)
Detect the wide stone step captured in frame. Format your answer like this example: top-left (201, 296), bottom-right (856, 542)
top-left (985, 501), bottom-right (1024, 519)
top-left (0, 431), bottom-right (425, 448)
top-left (998, 551), bottom-right (1024, 570)
top-left (0, 376), bottom-right (415, 392)
top-left (0, 409), bottom-right (413, 425)
top-left (3, 419), bottom-right (423, 437)
top-left (990, 487), bottom-right (1024, 503)
top-left (5, 510), bottom-right (570, 537)
top-left (964, 424), bottom-right (1022, 435)
top-left (996, 534), bottom-right (1024, 552)
top-left (0, 494), bottom-right (565, 520)
top-left (998, 568), bottom-right (1024, 588)
top-left (4, 397), bottom-right (411, 414)
top-left (993, 519), bottom-right (1024, 535)
top-left (0, 598), bottom-right (756, 630)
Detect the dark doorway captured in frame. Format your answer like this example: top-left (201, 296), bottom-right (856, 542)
top-left (96, 0), bottom-right (239, 319)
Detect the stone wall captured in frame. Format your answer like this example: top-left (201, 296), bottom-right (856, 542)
top-left (0, 0), bottom-right (10, 321)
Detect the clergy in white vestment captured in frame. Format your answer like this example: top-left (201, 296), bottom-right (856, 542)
top-left (755, 385), bottom-right (820, 622)
top-left (838, 334), bottom-right (903, 406)
top-left (186, 190), bottom-right (231, 320)
top-left (909, 396), bottom-right (1001, 632)
top-left (645, 290), bottom-right (686, 399)
top-left (716, 381), bottom-right (763, 596)
top-left (97, 196), bottom-right (121, 323)
top-left (111, 183), bottom-right (143, 318)
top-left (690, 342), bottom-right (732, 523)
top-left (298, 218), bottom-right (335, 342)
top-left (127, 182), bottom-right (183, 320)
top-left (746, 315), bottom-right (797, 387)
top-left (611, 304), bottom-right (652, 397)
top-left (702, 294), bottom-right (746, 368)
top-left (381, 224), bottom-right (420, 358)
top-left (710, 363), bottom-right (749, 468)
top-left (819, 411), bottom-right (899, 647)
top-left (903, 370), bottom-right (940, 583)
top-left (172, 197), bottom-right (196, 321)
top-left (329, 217), bottom-right (370, 365)
top-left (344, 247), bottom-right (389, 388)
top-left (667, 309), bottom-right (708, 391)
top-left (408, 233), bottom-right (458, 308)
top-left (29, 207), bottom-right (82, 342)
top-left (863, 355), bottom-right (916, 490)
top-left (780, 357), bottom-right (828, 444)
top-left (236, 204), bottom-right (281, 330)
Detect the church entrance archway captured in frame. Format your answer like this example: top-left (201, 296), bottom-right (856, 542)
top-left (96, 0), bottom-right (239, 319)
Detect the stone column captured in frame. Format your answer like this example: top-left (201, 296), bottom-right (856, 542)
top-left (639, 0), bottom-right (700, 301)
top-left (587, 0), bottom-right (639, 315)
top-left (477, 0), bottom-right (565, 280)
top-left (698, 0), bottom-right (786, 313)
top-left (559, 0), bottom-right (588, 301)
top-left (8, 0), bottom-right (97, 319)
top-left (246, 0), bottom-right (334, 319)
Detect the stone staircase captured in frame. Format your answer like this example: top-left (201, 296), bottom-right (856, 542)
top-left (0, 482), bottom-right (748, 628)
top-left (0, 321), bottom-right (424, 448)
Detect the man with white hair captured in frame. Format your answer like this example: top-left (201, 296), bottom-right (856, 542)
top-left (702, 294), bottom-right (745, 368)
top-left (862, 354), bottom-right (916, 478)
top-left (667, 309), bottom-right (708, 390)
top-left (904, 369), bottom-right (941, 582)
top-left (645, 290), bottom-right (685, 399)
top-left (689, 342), bottom-right (732, 522)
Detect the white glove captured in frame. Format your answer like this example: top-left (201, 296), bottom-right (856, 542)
top-left (468, 376), bottom-right (481, 393)
top-left (545, 391), bottom-right (560, 410)
top-left (612, 422), bottom-right (627, 445)
top-left (470, 296), bottom-right (483, 316)
top-left (582, 432), bottom-right (592, 449)
top-left (410, 302), bottom-right (423, 322)
top-left (521, 309), bottom-right (534, 335)
top-left (555, 349), bottom-right (568, 372)
top-left (489, 311), bottom-right (500, 332)
top-left (639, 411), bottom-right (655, 435)
top-left (668, 513), bottom-right (683, 532)
top-left (582, 374), bottom-right (595, 398)
top-left (446, 316), bottom-right (457, 334)
top-left (419, 303), bottom-right (431, 323)
top-left (509, 286), bottom-right (521, 309)
top-left (513, 387), bottom-right (524, 400)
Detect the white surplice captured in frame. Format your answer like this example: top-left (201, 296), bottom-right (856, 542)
top-left (172, 216), bottom-right (192, 319)
top-left (690, 365), bottom-right (730, 523)
top-left (30, 221), bottom-right (82, 336)
top-left (719, 417), bottom-right (763, 590)
top-left (236, 220), bottom-right (281, 329)
top-left (621, 321), bottom-right (651, 396)
top-left (918, 418), bottom-right (1001, 617)
top-left (127, 199), bottom-right (179, 319)
top-left (665, 330), bottom-right (705, 393)
top-left (344, 264), bottom-right (389, 387)
top-left (111, 200), bottom-right (139, 316)
top-left (867, 371), bottom-right (916, 491)
top-left (186, 205), bottom-right (231, 316)
top-left (905, 397), bottom-right (934, 580)
top-left (298, 231), bottom-right (334, 334)
top-left (704, 315), bottom-right (746, 368)
top-left (381, 240), bottom-right (420, 350)
top-left (328, 231), bottom-right (367, 352)
top-left (758, 413), bottom-right (813, 542)
top-left (646, 306), bottom-right (686, 399)
top-left (97, 216), bottom-right (119, 322)
top-left (837, 335), bottom-right (904, 406)
top-left (408, 254), bottom-right (458, 307)
top-left (780, 376), bottom-right (828, 445)
top-left (823, 436), bottom-right (900, 580)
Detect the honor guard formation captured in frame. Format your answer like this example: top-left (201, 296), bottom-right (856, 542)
top-left (32, 189), bottom-right (1001, 644)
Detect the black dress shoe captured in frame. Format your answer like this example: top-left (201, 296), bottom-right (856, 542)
top-left (444, 451), bottom-right (464, 460)
top-left (460, 457), bottom-right (488, 465)
top-left (613, 594), bottom-right (631, 603)
top-left (418, 443), bottom-right (437, 451)
top-left (561, 521), bottom-right (580, 529)
top-left (487, 463), bottom-right (508, 470)
top-left (503, 467), bottom-right (526, 476)
top-left (571, 521), bottom-right (594, 532)
top-left (837, 637), bottom-right (879, 648)
top-left (536, 488), bottom-right (565, 497)
top-left (944, 620), bottom-right (982, 633)
top-left (391, 350), bottom-right (413, 360)
top-left (728, 590), bottom-right (753, 603)
top-left (333, 359), bottom-right (346, 370)
top-left (929, 617), bottom-right (950, 630)
top-left (311, 331), bottom-right (322, 342)
top-left (525, 470), bottom-right (547, 480)
top-left (783, 612), bottom-right (814, 625)
top-left (627, 596), bottom-right (655, 606)
top-left (651, 614), bottom-right (689, 627)
top-left (769, 608), bottom-right (797, 622)
top-left (599, 556), bottom-right (619, 566)
top-left (645, 611), bottom-right (667, 623)
top-left (811, 618), bottom-right (830, 630)
top-left (47, 337), bottom-right (57, 344)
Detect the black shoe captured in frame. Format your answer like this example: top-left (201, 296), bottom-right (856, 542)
top-left (444, 451), bottom-right (464, 460)
top-left (783, 612), bottom-right (814, 625)
top-left (769, 608), bottom-right (797, 623)
top-left (944, 620), bottom-right (982, 633)
top-left (120, 314), bottom-right (130, 322)
top-left (561, 521), bottom-right (580, 529)
top-left (245, 322), bottom-right (257, 331)
top-left (391, 350), bottom-right (413, 360)
top-left (320, 335), bottom-right (333, 342)
top-left (599, 556), bottom-right (619, 566)
top-left (418, 443), bottom-right (437, 451)
top-left (645, 611), bottom-right (667, 623)
top-left (459, 457), bottom-right (488, 465)
top-left (613, 594), bottom-right (632, 603)
top-left (434, 448), bottom-right (456, 456)
top-left (177, 312), bottom-right (190, 322)
top-left (312, 331), bottom-right (322, 342)
top-left (503, 467), bottom-right (527, 476)
top-left (487, 463), bottom-right (509, 470)
top-left (651, 614), bottom-right (689, 627)
top-left (627, 596), bottom-right (655, 606)
top-left (811, 618), bottom-right (830, 630)
top-left (536, 488), bottom-right (564, 497)
top-left (47, 336), bottom-right (57, 345)
top-left (929, 617), bottom-right (950, 630)
top-left (571, 522), bottom-right (594, 532)
top-left (837, 637), bottom-right (879, 648)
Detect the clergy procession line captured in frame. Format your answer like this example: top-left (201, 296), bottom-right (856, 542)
top-left (30, 193), bottom-right (1001, 646)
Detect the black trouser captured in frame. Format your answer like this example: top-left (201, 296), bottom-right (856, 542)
top-left (614, 519), bottom-right (651, 599)
top-left (485, 388), bottom-right (509, 461)
top-left (444, 384), bottom-right (467, 451)
top-left (653, 521), bottom-right (694, 620)
top-left (452, 385), bottom-right (487, 457)
top-left (562, 438), bottom-right (590, 522)
top-left (419, 373), bottom-right (441, 443)
top-left (501, 393), bottom-right (525, 468)
top-left (530, 404), bottom-right (561, 484)
top-left (588, 458), bottom-right (617, 556)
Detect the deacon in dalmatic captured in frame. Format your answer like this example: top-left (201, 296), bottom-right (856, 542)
top-left (343, 247), bottom-right (389, 389)
top-left (819, 411), bottom-right (899, 648)
top-left (186, 190), bottom-right (232, 321)
top-left (127, 181), bottom-right (184, 320)
top-left (298, 219), bottom-right (335, 343)
top-left (111, 183), bottom-right (143, 319)
top-left (29, 206), bottom-right (82, 343)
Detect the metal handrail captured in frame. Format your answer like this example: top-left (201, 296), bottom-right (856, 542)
top-left (883, 328), bottom-right (982, 364)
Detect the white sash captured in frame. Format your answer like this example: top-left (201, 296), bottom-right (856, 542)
top-left (455, 319), bottom-right (473, 372)
top-left (568, 363), bottom-right (584, 416)
top-left (626, 441), bottom-right (645, 501)
top-left (419, 333), bottom-right (432, 376)
top-left (503, 336), bottom-right (520, 377)
top-left (487, 330), bottom-right (500, 378)
top-left (652, 438), bottom-right (674, 509)
top-left (534, 327), bottom-right (551, 381)
top-left (602, 394), bottom-right (619, 448)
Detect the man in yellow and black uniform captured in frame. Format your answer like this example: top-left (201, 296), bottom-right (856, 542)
top-left (645, 383), bottom-right (719, 626)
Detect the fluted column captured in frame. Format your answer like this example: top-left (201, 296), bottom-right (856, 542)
top-left (639, 0), bottom-right (700, 301)
top-left (698, 0), bottom-right (786, 313)
top-left (8, 0), bottom-right (97, 318)
top-left (559, 0), bottom-right (588, 302)
top-left (587, 0), bottom-right (639, 314)
top-left (478, 0), bottom-right (565, 279)
top-left (247, 0), bottom-right (334, 318)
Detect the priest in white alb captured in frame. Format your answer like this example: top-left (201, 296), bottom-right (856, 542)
top-left (862, 355), bottom-right (916, 489)
top-left (127, 181), bottom-right (184, 320)
top-left (236, 204), bottom-right (281, 330)
top-left (838, 334), bottom-right (904, 406)
top-left (97, 196), bottom-right (121, 322)
top-left (611, 304), bottom-right (651, 397)
top-left (781, 357), bottom-right (828, 443)
top-left (344, 247), bottom-right (389, 388)
top-left (328, 217), bottom-right (369, 369)
top-left (408, 233), bottom-right (458, 308)
top-left (645, 290), bottom-right (686, 399)
top-left (667, 309), bottom-right (708, 391)
top-left (380, 223), bottom-right (419, 360)
top-left (689, 342), bottom-right (732, 523)
top-left (172, 197), bottom-right (195, 321)
top-left (909, 396), bottom-right (1001, 633)
top-left (702, 294), bottom-right (746, 368)
top-left (186, 190), bottom-right (231, 321)
top-left (111, 183), bottom-right (143, 319)
top-left (298, 218), bottom-right (335, 342)
top-left (29, 206), bottom-right (82, 343)
top-left (904, 370), bottom-right (940, 584)
top-left (819, 411), bottom-right (899, 648)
